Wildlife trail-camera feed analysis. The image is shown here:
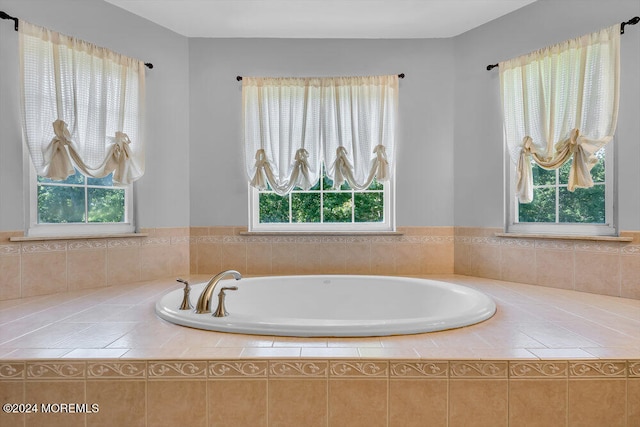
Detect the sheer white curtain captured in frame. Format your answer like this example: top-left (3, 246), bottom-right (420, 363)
top-left (243, 77), bottom-right (322, 196)
top-left (500, 24), bottom-right (620, 203)
top-left (19, 21), bottom-right (145, 186)
top-left (322, 75), bottom-right (398, 190)
top-left (243, 75), bottom-right (398, 195)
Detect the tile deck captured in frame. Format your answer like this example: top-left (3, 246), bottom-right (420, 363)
top-left (0, 275), bottom-right (638, 360)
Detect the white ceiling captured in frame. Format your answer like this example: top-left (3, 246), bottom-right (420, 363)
top-left (104, 0), bottom-right (537, 39)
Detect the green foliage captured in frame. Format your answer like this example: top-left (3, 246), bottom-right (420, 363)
top-left (520, 150), bottom-right (606, 224)
top-left (258, 169), bottom-right (385, 225)
top-left (87, 188), bottom-right (125, 222)
top-left (37, 170), bottom-right (125, 224)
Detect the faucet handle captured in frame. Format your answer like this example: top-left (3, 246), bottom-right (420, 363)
top-left (176, 278), bottom-right (193, 310)
top-left (213, 286), bottom-right (238, 317)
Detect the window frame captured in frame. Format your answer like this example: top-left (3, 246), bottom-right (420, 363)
top-left (504, 138), bottom-right (617, 236)
top-left (248, 170), bottom-right (395, 233)
top-left (24, 155), bottom-right (135, 237)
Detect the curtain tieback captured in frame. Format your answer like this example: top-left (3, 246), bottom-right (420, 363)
top-left (373, 144), bottom-right (389, 181)
top-left (113, 132), bottom-right (132, 160)
top-left (42, 119), bottom-right (75, 180)
top-left (251, 149), bottom-right (270, 190)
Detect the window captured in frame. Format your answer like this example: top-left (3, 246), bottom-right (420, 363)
top-left (249, 167), bottom-right (393, 232)
top-left (243, 75), bottom-right (398, 233)
top-left (27, 165), bottom-right (134, 237)
top-left (19, 21), bottom-right (145, 237)
top-left (506, 144), bottom-right (616, 236)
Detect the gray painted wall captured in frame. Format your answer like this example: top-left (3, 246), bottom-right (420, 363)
top-left (453, 0), bottom-right (640, 229)
top-left (188, 38), bottom-right (455, 226)
top-left (1, 0), bottom-right (638, 232)
top-left (0, 0), bottom-right (190, 230)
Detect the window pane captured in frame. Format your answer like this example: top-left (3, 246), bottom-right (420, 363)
top-left (291, 193), bottom-right (321, 223)
top-left (37, 185), bottom-right (85, 223)
top-left (323, 193), bottom-right (352, 222)
top-left (518, 187), bottom-right (555, 222)
top-left (559, 185), bottom-right (605, 223)
top-left (354, 192), bottom-right (384, 222)
top-left (532, 163), bottom-right (555, 186)
top-left (87, 188), bottom-right (125, 222)
top-left (259, 193), bottom-right (289, 223)
top-left (38, 168), bottom-right (84, 185)
top-left (368, 178), bottom-right (384, 191)
top-left (591, 150), bottom-right (605, 183)
top-left (87, 173), bottom-right (114, 186)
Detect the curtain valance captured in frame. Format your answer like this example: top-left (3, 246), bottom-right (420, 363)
top-left (242, 75), bottom-right (398, 196)
top-left (500, 24), bottom-right (620, 203)
top-left (19, 21), bottom-right (146, 185)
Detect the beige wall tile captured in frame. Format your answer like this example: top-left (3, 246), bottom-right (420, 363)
top-left (535, 248), bottom-right (575, 290)
top-left (209, 379), bottom-right (267, 427)
top-left (343, 242), bottom-right (371, 274)
top-left (147, 380), bottom-right (207, 427)
top-left (568, 379), bottom-right (626, 426)
top-left (86, 380), bottom-right (145, 427)
top-left (194, 241), bottom-right (222, 274)
top-left (140, 244), bottom-right (176, 281)
top-left (500, 243), bottom-right (535, 284)
top-left (574, 251), bottom-right (620, 297)
top-left (509, 379), bottom-right (567, 427)
top-left (395, 242), bottom-right (422, 275)
top-left (24, 381), bottom-right (86, 427)
top-left (620, 253), bottom-right (640, 299)
top-left (422, 243), bottom-right (454, 274)
top-left (246, 242), bottom-right (272, 275)
top-left (0, 381), bottom-right (25, 427)
top-left (271, 243), bottom-right (298, 275)
top-left (370, 242), bottom-right (396, 275)
top-left (0, 254), bottom-right (21, 300)
top-left (329, 379), bottom-right (387, 427)
top-left (449, 379), bottom-right (508, 427)
top-left (67, 248), bottom-right (107, 291)
top-left (221, 242), bottom-right (247, 272)
top-left (629, 378), bottom-right (640, 427)
top-left (269, 379), bottom-right (327, 427)
top-left (107, 247), bottom-right (140, 286)
top-left (389, 379), bottom-right (447, 427)
top-left (297, 242), bottom-right (346, 275)
top-left (21, 251), bottom-right (67, 297)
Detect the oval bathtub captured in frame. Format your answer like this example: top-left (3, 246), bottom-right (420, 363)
top-left (156, 275), bottom-right (496, 337)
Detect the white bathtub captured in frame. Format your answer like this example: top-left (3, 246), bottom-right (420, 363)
top-left (155, 275), bottom-right (496, 337)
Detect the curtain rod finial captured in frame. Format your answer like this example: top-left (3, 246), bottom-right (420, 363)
top-left (487, 63), bottom-right (499, 71)
top-left (236, 76), bottom-right (243, 81)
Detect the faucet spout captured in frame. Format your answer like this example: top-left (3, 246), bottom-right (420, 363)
top-left (195, 270), bottom-right (242, 314)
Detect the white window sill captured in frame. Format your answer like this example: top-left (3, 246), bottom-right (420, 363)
top-left (240, 231), bottom-right (404, 237)
top-left (9, 233), bottom-right (148, 242)
top-left (495, 233), bottom-right (632, 242)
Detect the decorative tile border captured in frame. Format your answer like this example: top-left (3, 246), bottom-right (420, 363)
top-left (270, 361), bottom-right (328, 377)
top-left (1, 360), bottom-right (639, 380)
top-left (450, 361), bottom-right (508, 378)
top-left (148, 361), bottom-right (207, 378)
top-left (510, 361), bottom-right (567, 378)
top-left (67, 240), bottom-right (108, 251)
top-left (569, 361), bottom-right (627, 377)
top-left (390, 361), bottom-right (448, 378)
top-left (87, 362), bottom-right (146, 379)
top-left (330, 361), bottom-right (388, 377)
top-left (22, 242), bottom-right (67, 253)
top-left (209, 361), bottom-right (267, 377)
top-left (26, 362), bottom-right (85, 379)
top-left (0, 244), bottom-right (21, 256)
top-left (0, 362), bottom-right (25, 379)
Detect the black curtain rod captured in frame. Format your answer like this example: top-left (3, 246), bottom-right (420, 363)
top-left (0, 10), bottom-right (153, 69)
top-left (236, 73), bottom-right (406, 81)
top-left (486, 16), bottom-right (639, 71)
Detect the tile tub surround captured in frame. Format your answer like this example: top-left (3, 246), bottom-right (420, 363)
top-left (455, 227), bottom-right (640, 300)
top-left (189, 226), bottom-right (455, 277)
top-left (0, 275), bottom-right (639, 426)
